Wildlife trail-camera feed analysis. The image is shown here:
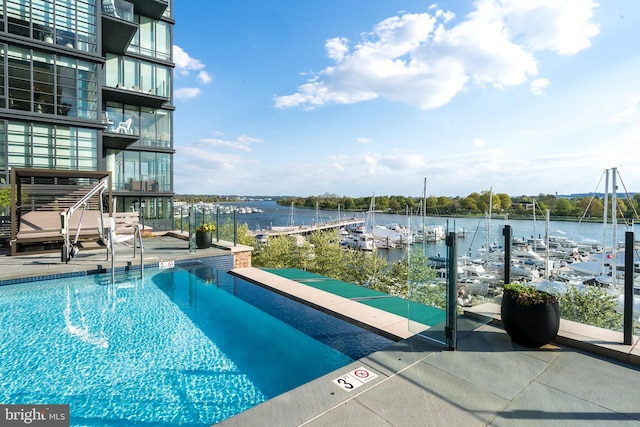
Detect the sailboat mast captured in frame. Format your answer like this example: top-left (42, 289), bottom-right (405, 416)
top-left (545, 209), bottom-right (550, 279)
top-left (486, 187), bottom-right (492, 263)
top-left (532, 198), bottom-right (537, 251)
top-left (288, 202), bottom-right (295, 227)
top-left (603, 169), bottom-right (609, 249)
top-left (422, 177), bottom-right (427, 251)
top-left (370, 194), bottom-right (375, 232)
top-left (612, 167), bottom-right (618, 288)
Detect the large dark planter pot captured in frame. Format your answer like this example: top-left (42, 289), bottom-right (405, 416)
top-left (501, 295), bottom-right (560, 348)
top-left (195, 231), bottom-right (212, 249)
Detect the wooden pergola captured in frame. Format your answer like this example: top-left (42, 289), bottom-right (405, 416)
top-left (10, 168), bottom-right (112, 255)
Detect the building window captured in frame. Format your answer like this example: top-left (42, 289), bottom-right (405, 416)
top-left (3, 120), bottom-right (97, 172)
top-left (0, 121), bottom-right (5, 184)
top-left (117, 196), bottom-right (172, 227)
top-left (106, 149), bottom-right (171, 193)
top-left (162, 0), bottom-right (171, 19)
top-left (106, 101), bottom-right (172, 148)
top-left (105, 53), bottom-right (171, 98)
top-left (4, 46), bottom-right (98, 119)
top-left (105, 101), bottom-right (138, 136)
top-left (0, 46), bottom-right (5, 108)
top-left (128, 17), bottom-right (171, 61)
top-left (138, 107), bottom-right (170, 148)
top-left (5, 0), bottom-right (97, 53)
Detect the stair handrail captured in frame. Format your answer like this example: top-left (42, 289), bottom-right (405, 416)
top-left (109, 226), bottom-right (116, 284)
top-left (133, 224), bottom-right (144, 275)
top-left (107, 223), bottom-right (143, 285)
top-left (60, 176), bottom-right (109, 262)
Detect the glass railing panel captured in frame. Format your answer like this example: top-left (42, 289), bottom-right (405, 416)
top-left (102, 0), bottom-right (135, 23)
top-left (102, 114), bottom-right (137, 136)
top-left (407, 214), bottom-right (450, 345)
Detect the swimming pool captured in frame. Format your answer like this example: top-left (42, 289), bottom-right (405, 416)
top-left (0, 264), bottom-right (394, 426)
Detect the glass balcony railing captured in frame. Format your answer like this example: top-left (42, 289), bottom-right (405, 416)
top-left (102, 0), bottom-right (135, 23)
top-left (106, 76), bottom-right (169, 99)
top-left (102, 113), bottom-right (136, 136)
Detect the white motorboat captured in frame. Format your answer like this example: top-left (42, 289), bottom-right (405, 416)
top-left (342, 227), bottom-right (374, 251)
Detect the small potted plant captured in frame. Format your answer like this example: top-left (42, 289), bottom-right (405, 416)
top-left (501, 283), bottom-right (560, 348)
top-left (195, 223), bottom-right (215, 249)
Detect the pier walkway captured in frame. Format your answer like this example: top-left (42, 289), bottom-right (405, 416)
top-left (251, 218), bottom-right (363, 237)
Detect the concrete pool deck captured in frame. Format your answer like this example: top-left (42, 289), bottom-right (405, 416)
top-left (227, 268), bottom-right (640, 427)
top-left (1, 235), bottom-right (640, 426)
top-left (0, 232), bottom-right (231, 282)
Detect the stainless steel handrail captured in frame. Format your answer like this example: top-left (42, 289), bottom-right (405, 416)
top-left (109, 227), bottom-right (115, 284)
top-left (134, 224), bottom-right (144, 277)
top-left (106, 222), bottom-right (144, 285)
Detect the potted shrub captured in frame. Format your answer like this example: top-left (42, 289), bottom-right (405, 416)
top-left (501, 283), bottom-right (560, 348)
top-left (195, 223), bottom-right (215, 249)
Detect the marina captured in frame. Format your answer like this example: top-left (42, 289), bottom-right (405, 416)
top-left (175, 199), bottom-right (635, 253)
top-left (173, 198), bottom-right (640, 318)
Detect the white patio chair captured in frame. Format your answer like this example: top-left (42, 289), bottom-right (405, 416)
top-left (101, 112), bottom-right (115, 132)
top-left (114, 118), bottom-right (132, 134)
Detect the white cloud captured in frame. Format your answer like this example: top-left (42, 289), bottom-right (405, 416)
top-left (357, 137), bottom-right (371, 144)
top-left (196, 135), bottom-right (264, 153)
top-left (530, 78), bottom-right (550, 95)
top-left (274, 1), bottom-right (599, 110)
top-left (197, 71), bottom-right (212, 84)
top-left (173, 46), bottom-right (211, 100)
top-left (498, 0), bottom-right (600, 55)
top-left (472, 138), bottom-right (486, 147)
top-left (174, 87), bottom-right (201, 101)
top-left (325, 37), bottom-right (349, 61)
top-left (174, 134), bottom-right (266, 191)
top-left (173, 45), bottom-right (205, 75)
top-left (607, 96), bottom-right (640, 124)
top-left (327, 151), bottom-right (428, 179)
top-left (174, 147), bottom-right (259, 192)
top-left (435, 9), bottom-right (456, 23)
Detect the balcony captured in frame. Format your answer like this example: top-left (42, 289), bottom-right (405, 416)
top-left (128, 0), bottom-right (168, 20)
top-left (102, 81), bottom-right (169, 109)
top-left (103, 132), bottom-right (138, 150)
top-left (102, 113), bottom-right (139, 150)
top-left (101, 0), bottom-right (137, 55)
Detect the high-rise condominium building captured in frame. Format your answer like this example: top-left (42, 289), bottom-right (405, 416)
top-left (0, 0), bottom-right (175, 231)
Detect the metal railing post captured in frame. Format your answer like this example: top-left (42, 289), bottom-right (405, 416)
top-left (216, 208), bottom-right (220, 242)
top-left (624, 231), bottom-right (634, 345)
top-left (503, 225), bottom-right (512, 285)
top-left (233, 210), bottom-right (237, 246)
top-left (109, 227), bottom-right (115, 284)
top-left (446, 231), bottom-right (457, 350)
top-left (188, 205), bottom-right (196, 252)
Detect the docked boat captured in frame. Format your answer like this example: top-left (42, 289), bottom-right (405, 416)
top-left (341, 227), bottom-right (374, 251)
top-left (461, 263), bottom-right (498, 284)
top-left (371, 224), bottom-right (411, 248)
top-left (413, 224), bottom-right (446, 242)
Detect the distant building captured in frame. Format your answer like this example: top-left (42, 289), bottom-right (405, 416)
top-left (515, 201), bottom-right (534, 210)
top-left (0, 0), bottom-right (175, 230)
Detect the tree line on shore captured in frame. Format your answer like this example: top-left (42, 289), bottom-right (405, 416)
top-left (278, 191), bottom-right (640, 220)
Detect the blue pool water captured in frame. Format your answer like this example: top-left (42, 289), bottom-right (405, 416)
top-left (0, 265), bottom-right (393, 426)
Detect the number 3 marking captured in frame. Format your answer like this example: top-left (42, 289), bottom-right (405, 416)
top-left (337, 378), bottom-right (354, 389)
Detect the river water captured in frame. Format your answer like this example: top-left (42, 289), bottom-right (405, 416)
top-left (190, 199), bottom-right (637, 263)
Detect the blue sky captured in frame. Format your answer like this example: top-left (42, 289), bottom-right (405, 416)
top-left (172, 1), bottom-right (640, 198)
